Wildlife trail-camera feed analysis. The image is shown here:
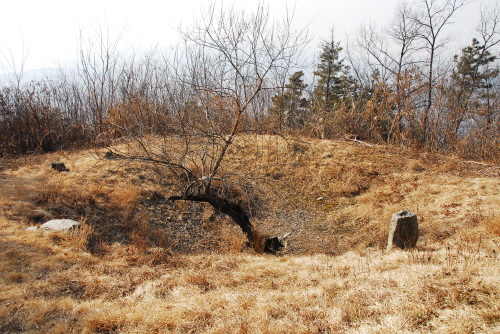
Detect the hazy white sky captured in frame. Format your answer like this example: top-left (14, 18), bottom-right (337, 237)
top-left (0, 0), bottom-right (495, 75)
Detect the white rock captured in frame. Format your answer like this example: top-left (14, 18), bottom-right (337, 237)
top-left (41, 219), bottom-right (80, 231)
top-left (26, 226), bottom-right (39, 231)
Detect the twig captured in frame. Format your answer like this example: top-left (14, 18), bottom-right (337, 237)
top-left (462, 160), bottom-right (500, 169)
top-left (343, 136), bottom-right (376, 147)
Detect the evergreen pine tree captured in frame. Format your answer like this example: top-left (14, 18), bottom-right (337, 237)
top-left (269, 71), bottom-right (308, 128)
top-left (446, 38), bottom-right (499, 144)
top-left (313, 39), bottom-right (356, 113)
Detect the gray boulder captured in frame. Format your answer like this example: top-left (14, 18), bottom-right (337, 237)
top-left (40, 219), bottom-right (80, 231)
top-left (387, 210), bottom-right (418, 250)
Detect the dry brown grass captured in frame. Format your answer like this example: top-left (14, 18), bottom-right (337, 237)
top-left (1, 136), bottom-right (500, 333)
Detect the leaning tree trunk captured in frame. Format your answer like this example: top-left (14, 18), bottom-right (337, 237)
top-left (169, 193), bottom-right (267, 253)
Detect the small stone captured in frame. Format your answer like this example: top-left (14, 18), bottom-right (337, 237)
top-left (41, 219), bottom-right (80, 231)
top-left (387, 210), bottom-right (418, 250)
top-left (26, 226), bottom-right (39, 231)
top-left (316, 197), bottom-right (324, 202)
top-left (51, 162), bottom-right (69, 172)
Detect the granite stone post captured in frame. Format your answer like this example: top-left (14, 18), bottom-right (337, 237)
top-left (387, 210), bottom-right (419, 250)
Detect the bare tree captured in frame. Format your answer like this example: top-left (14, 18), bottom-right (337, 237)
top-left (385, 1), bottom-right (424, 141)
top-left (352, 1), bottom-right (424, 144)
top-left (410, 0), bottom-right (468, 146)
top-left (78, 21), bottom-right (127, 134)
top-left (106, 3), bottom-right (307, 253)
top-left (0, 40), bottom-right (30, 89)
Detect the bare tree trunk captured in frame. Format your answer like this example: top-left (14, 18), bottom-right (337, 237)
top-left (411, 0), bottom-right (467, 147)
top-left (169, 193), bottom-right (264, 252)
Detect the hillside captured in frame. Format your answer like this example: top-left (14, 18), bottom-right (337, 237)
top-left (1, 137), bottom-right (500, 333)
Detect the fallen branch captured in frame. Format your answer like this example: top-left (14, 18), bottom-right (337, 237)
top-left (462, 160), bottom-right (500, 169)
top-left (343, 136), bottom-right (376, 147)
